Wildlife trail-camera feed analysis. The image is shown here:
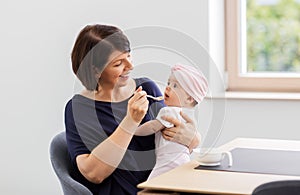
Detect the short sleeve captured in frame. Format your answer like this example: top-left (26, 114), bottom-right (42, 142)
top-left (156, 107), bottom-right (182, 128)
top-left (65, 98), bottom-right (108, 163)
top-left (65, 100), bottom-right (90, 162)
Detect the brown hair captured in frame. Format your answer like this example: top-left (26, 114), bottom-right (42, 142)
top-left (71, 24), bottom-right (130, 91)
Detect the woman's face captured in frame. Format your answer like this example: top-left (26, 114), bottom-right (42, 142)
top-left (99, 51), bottom-right (133, 88)
top-left (163, 74), bottom-right (190, 107)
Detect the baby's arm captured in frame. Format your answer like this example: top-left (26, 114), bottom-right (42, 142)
top-left (135, 120), bottom-right (165, 136)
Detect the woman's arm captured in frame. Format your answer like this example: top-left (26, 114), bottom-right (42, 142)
top-left (76, 88), bottom-right (149, 184)
top-left (76, 123), bottom-right (134, 183)
top-left (134, 120), bottom-right (164, 136)
top-left (161, 111), bottom-right (201, 152)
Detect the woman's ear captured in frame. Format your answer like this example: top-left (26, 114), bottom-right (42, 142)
top-left (92, 65), bottom-right (101, 79)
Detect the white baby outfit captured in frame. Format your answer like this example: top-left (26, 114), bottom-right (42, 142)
top-left (147, 106), bottom-right (195, 180)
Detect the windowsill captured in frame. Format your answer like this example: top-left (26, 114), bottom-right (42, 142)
top-left (211, 91), bottom-right (300, 100)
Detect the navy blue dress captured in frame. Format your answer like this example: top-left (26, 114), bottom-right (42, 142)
top-left (65, 78), bottom-right (164, 195)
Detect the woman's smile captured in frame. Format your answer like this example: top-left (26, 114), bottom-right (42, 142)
top-left (119, 72), bottom-right (130, 80)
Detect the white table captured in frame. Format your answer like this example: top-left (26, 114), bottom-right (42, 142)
top-left (138, 138), bottom-right (300, 195)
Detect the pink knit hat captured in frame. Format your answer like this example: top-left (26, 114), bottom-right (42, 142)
top-left (171, 64), bottom-right (208, 103)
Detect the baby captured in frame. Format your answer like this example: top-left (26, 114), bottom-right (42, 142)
top-left (135, 64), bottom-right (208, 179)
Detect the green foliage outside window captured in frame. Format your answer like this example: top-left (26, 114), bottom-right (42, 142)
top-left (247, 0), bottom-right (300, 72)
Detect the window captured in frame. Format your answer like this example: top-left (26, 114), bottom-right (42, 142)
top-left (225, 0), bottom-right (300, 92)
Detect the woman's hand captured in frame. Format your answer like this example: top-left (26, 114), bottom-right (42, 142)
top-left (127, 86), bottom-right (149, 123)
top-left (119, 86), bottom-right (149, 135)
top-left (161, 111), bottom-right (200, 150)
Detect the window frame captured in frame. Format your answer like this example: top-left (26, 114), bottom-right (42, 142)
top-left (225, 0), bottom-right (300, 92)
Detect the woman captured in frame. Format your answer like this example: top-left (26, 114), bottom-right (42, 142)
top-left (65, 24), bottom-right (200, 195)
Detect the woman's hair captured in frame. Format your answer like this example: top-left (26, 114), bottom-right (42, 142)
top-left (71, 24), bottom-right (130, 91)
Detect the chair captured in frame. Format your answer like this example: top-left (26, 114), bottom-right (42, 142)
top-left (50, 132), bottom-right (93, 195)
top-left (252, 180), bottom-right (300, 195)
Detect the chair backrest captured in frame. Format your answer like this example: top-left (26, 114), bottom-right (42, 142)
top-left (50, 132), bottom-right (92, 195)
top-left (252, 180), bottom-right (300, 195)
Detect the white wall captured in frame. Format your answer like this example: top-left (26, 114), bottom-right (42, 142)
top-left (0, 0), bottom-right (299, 194)
top-left (0, 0), bottom-right (209, 194)
top-left (216, 98), bottom-right (300, 147)
top-left (205, 0), bottom-right (300, 147)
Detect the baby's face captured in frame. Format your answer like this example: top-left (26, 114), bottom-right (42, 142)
top-left (163, 74), bottom-right (190, 107)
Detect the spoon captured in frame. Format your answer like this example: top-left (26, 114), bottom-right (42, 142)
top-left (134, 90), bottom-right (164, 101)
top-left (146, 94), bottom-right (164, 101)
